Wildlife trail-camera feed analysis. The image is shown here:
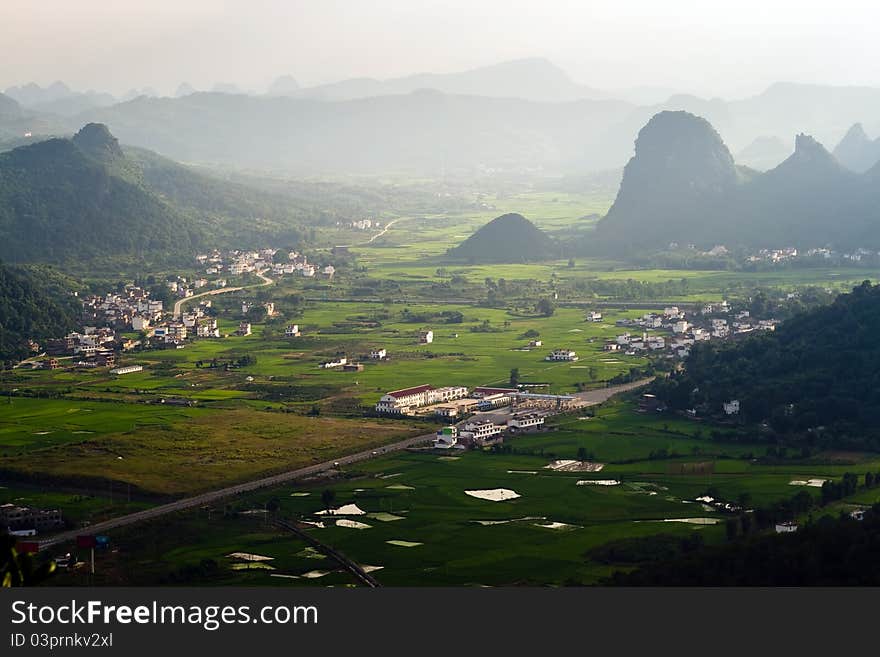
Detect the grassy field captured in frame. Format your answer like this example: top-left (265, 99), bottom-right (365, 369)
top-left (7, 303), bottom-right (652, 411)
top-left (0, 398), bottom-right (424, 496)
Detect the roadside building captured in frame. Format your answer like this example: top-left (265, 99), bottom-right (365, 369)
top-left (545, 349), bottom-right (578, 362)
top-left (433, 426), bottom-right (459, 449)
top-left (508, 413), bottom-right (545, 431)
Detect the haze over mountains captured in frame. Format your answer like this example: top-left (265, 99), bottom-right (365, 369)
top-left (4, 59), bottom-right (880, 176)
top-left (833, 123), bottom-right (880, 173)
top-left (595, 110), bottom-right (880, 252)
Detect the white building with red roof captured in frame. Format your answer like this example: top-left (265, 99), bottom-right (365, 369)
top-left (375, 384), bottom-right (468, 415)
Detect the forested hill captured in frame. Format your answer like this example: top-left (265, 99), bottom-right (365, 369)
top-left (653, 281), bottom-right (880, 451)
top-left (0, 125), bottom-right (200, 264)
top-left (447, 213), bottom-right (558, 263)
top-left (0, 262), bottom-right (81, 363)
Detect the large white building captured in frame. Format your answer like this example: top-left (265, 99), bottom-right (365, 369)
top-left (375, 384), bottom-right (468, 415)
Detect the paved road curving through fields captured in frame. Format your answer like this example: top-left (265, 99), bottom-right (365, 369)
top-left (172, 269), bottom-right (274, 319)
top-left (37, 378), bottom-right (653, 551)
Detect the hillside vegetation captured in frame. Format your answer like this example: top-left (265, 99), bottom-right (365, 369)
top-left (0, 262), bottom-right (81, 363)
top-left (653, 281), bottom-right (880, 451)
top-left (0, 125), bottom-right (200, 263)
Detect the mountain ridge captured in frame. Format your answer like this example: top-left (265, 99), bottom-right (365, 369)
top-left (595, 111), bottom-right (880, 251)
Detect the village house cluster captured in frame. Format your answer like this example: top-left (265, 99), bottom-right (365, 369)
top-left (607, 303), bottom-right (778, 359)
top-left (196, 248), bottom-right (335, 280)
top-left (336, 218), bottom-right (382, 231)
top-left (41, 327), bottom-right (120, 369)
top-left (432, 411), bottom-right (547, 450)
top-left (82, 285), bottom-right (164, 330)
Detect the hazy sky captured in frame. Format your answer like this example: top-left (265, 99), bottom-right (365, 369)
top-left (3, 0), bottom-right (879, 98)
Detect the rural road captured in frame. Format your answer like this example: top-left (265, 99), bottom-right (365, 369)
top-left (365, 218), bottom-right (402, 244)
top-left (572, 377), bottom-right (655, 405)
top-left (301, 297), bottom-right (708, 310)
top-left (38, 430), bottom-right (436, 550)
top-left (337, 217), bottom-right (404, 249)
top-left (37, 378), bottom-right (652, 551)
top-left (172, 269), bottom-right (274, 319)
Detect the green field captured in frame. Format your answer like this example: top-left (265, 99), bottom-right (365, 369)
top-left (8, 188), bottom-right (880, 586)
top-left (0, 397), bottom-right (424, 496)
top-left (54, 401), bottom-right (880, 586)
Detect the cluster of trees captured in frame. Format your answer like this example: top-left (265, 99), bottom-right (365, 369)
top-left (400, 308), bottom-right (463, 324)
top-left (653, 281), bottom-right (880, 451)
top-left (607, 471), bottom-right (879, 585)
top-left (609, 504), bottom-right (880, 585)
top-left (0, 262), bottom-right (81, 363)
top-left (564, 277), bottom-right (692, 301)
top-left (194, 354), bottom-right (257, 370)
top-left (821, 472), bottom-right (879, 505)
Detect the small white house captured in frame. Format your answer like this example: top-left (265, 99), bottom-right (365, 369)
top-left (370, 348), bottom-right (387, 360)
top-left (546, 349), bottom-right (578, 362)
top-left (285, 324), bottom-right (301, 337)
top-left (586, 311), bottom-right (603, 322)
top-left (775, 521), bottom-right (798, 533)
top-left (723, 400), bottom-right (740, 415)
top-left (508, 414), bottom-right (544, 430)
top-left (433, 426), bottom-right (459, 449)
top-left (419, 330), bottom-right (434, 344)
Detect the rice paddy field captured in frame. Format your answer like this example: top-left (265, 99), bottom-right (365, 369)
top-left (58, 402), bottom-right (880, 587)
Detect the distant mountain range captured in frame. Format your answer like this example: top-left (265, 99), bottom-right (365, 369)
top-left (447, 213), bottom-right (558, 263)
top-left (288, 58), bottom-right (605, 103)
top-left (833, 123), bottom-right (880, 173)
top-left (595, 111), bottom-right (880, 251)
top-left (67, 90), bottom-right (633, 174)
top-left (5, 61), bottom-right (880, 175)
top-left (735, 135), bottom-right (791, 171)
